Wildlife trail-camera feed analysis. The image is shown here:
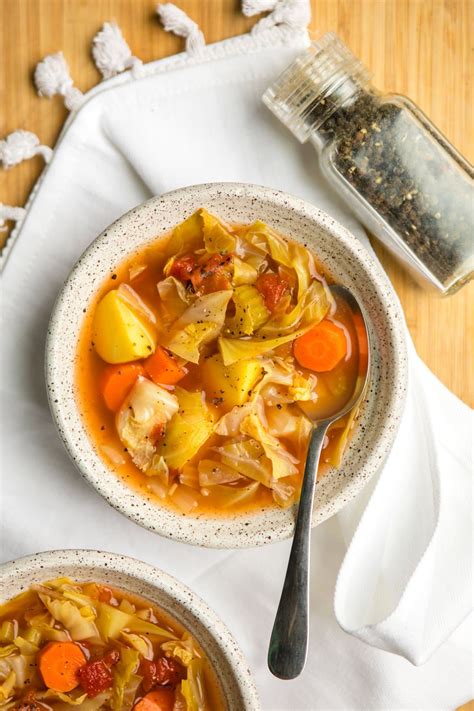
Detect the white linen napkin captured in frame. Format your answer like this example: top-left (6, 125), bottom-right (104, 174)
top-left (1, 10), bottom-right (472, 710)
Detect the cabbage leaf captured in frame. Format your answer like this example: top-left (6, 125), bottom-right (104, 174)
top-left (97, 602), bottom-right (175, 641)
top-left (164, 322), bottom-right (216, 363)
top-left (232, 257), bottom-right (258, 286)
top-left (181, 658), bottom-right (210, 711)
top-left (157, 276), bottom-right (189, 324)
top-left (198, 459), bottom-right (242, 487)
top-left (218, 327), bottom-right (309, 365)
top-left (36, 689), bottom-right (88, 705)
top-left (201, 209), bottom-right (236, 254)
top-left (216, 439), bottom-right (273, 487)
top-left (116, 377), bottom-right (179, 471)
top-left (159, 388), bottom-right (215, 470)
top-left (0, 669), bottom-right (15, 702)
top-left (164, 290), bottom-right (232, 363)
top-left (204, 481), bottom-right (260, 508)
top-left (111, 647), bottom-right (140, 711)
top-left (39, 594), bottom-right (99, 641)
top-left (272, 480), bottom-right (297, 508)
top-left (54, 691), bottom-right (110, 711)
top-left (240, 413), bottom-right (298, 479)
top-left (120, 632), bottom-right (153, 660)
top-left (253, 358), bottom-right (317, 405)
top-left (164, 208), bottom-right (235, 259)
top-left (163, 209), bottom-right (205, 258)
top-left (258, 280), bottom-right (329, 337)
top-left (161, 637), bottom-right (198, 668)
top-left (326, 406), bottom-right (359, 468)
top-left (225, 285), bottom-right (269, 336)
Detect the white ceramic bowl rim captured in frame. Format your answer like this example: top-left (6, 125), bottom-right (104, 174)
top-left (0, 549), bottom-right (260, 711)
top-left (46, 182), bottom-right (408, 548)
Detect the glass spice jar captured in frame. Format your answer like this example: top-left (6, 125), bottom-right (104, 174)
top-left (263, 33), bottom-right (474, 295)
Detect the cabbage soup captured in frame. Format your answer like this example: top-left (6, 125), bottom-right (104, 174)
top-left (76, 210), bottom-right (361, 516)
top-left (0, 578), bottom-right (223, 710)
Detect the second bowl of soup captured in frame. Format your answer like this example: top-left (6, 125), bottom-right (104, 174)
top-left (46, 183), bottom-right (407, 547)
top-left (0, 549), bottom-right (258, 709)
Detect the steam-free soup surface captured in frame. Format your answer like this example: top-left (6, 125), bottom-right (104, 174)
top-left (0, 578), bottom-right (224, 709)
top-left (76, 210), bottom-right (361, 516)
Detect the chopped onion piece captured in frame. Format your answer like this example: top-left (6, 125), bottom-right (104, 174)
top-left (170, 485), bottom-right (200, 514)
top-left (272, 480), bottom-right (297, 508)
top-left (100, 444), bottom-right (126, 466)
top-left (180, 464), bottom-right (200, 489)
top-left (147, 477), bottom-right (168, 499)
top-left (198, 460), bottom-right (242, 486)
top-left (129, 263), bottom-right (147, 281)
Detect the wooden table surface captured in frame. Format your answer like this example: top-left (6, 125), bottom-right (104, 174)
top-left (1, 0), bottom-right (473, 408)
top-left (0, 3), bottom-right (472, 707)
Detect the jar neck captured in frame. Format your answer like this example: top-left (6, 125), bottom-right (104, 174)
top-left (263, 33), bottom-right (375, 144)
top-left (308, 77), bottom-right (373, 139)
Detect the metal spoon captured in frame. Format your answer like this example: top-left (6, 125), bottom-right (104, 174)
top-left (268, 284), bottom-right (371, 680)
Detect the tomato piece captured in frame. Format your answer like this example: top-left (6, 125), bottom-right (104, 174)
top-left (139, 659), bottom-right (157, 694)
top-left (139, 657), bottom-right (186, 693)
top-left (256, 273), bottom-right (290, 311)
top-left (77, 658), bottom-right (114, 698)
top-left (169, 255), bottom-right (196, 282)
top-left (167, 252), bottom-right (234, 294)
top-left (191, 253), bottom-right (233, 295)
top-left (103, 649), bottom-right (120, 667)
top-left (154, 657), bottom-right (186, 686)
top-left (97, 585), bottom-right (114, 603)
top-left (134, 689), bottom-right (175, 711)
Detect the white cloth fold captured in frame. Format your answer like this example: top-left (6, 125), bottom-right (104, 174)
top-left (1, 24), bottom-right (472, 710)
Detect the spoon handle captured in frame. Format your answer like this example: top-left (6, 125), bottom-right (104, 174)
top-left (268, 423), bottom-right (329, 680)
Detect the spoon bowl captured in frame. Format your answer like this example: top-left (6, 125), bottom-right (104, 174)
top-left (268, 284), bottom-right (371, 680)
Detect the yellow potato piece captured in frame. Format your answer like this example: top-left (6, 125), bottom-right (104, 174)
top-left (92, 290), bottom-right (156, 363)
top-left (201, 353), bottom-right (264, 409)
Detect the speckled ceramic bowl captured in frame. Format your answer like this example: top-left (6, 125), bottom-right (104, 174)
top-left (46, 183), bottom-right (408, 548)
top-left (0, 549), bottom-right (259, 710)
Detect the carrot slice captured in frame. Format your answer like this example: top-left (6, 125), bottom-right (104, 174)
top-left (100, 363), bottom-right (145, 411)
top-left (133, 688), bottom-right (175, 711)
top-left (39, 641), bottom-right (86, 692)
top-left (294, 319), bottom-right (347, 372)
top-left (144, 346), bottom-right (186, 386)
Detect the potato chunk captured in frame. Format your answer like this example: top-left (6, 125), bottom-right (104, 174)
top-left (92, 290), bottom-right (156, 363)
top-left (201, 353), bottom-right (264, 409)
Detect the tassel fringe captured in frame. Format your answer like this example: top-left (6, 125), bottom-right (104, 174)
top-left (242, 0), bottom-right (279, 15)
top-left (0, 130), bottom-right (52, 169)
top-left (243, 0), bottom-right (310, 34)
top-left (34, 52), bottom-right (84, 111)
top-left (2, 5), bottom-right (306, 264)
top-left (92, 22), bottom-right (143, 79)
top-left (157, 3), bottom-right (205, 55)
top-left (0, 204), bottom-right (26, 232)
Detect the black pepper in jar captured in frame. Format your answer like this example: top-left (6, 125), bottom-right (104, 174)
top-left (263, 33), bottom-right (474, 294)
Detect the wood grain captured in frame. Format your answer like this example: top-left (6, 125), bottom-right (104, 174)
top-left (1, 0), bottom-right (473, 409)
